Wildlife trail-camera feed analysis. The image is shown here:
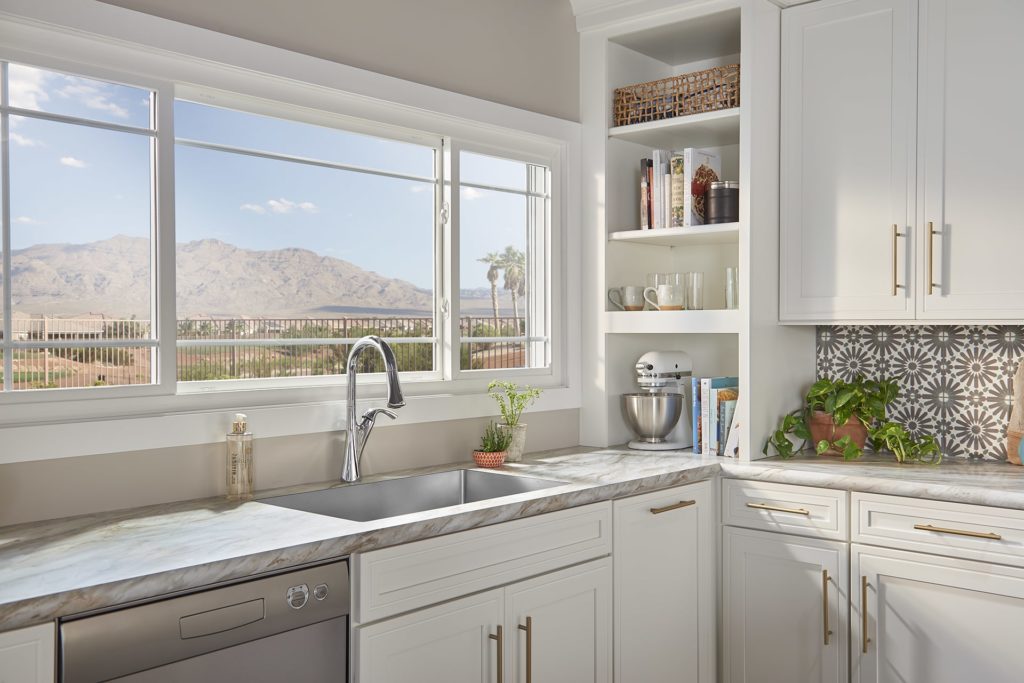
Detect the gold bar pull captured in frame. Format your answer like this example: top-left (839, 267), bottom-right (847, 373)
top-left (861, 576), bottom-right (870, 654)
top-left (745, 502), bottom-right (811, 516)
top-left (489, 625), bottom-right (504, 683)
top-left (650, 500), bottom-right (697, 515)
top-left (891, 224), bottom-right (905, 296)
top-left (927, 221), bottom-right (937, 295)
top-left (518, 617), bottom-right (533, 683)
top-left (822, 569), bottom-right (832, 645)
top-left (913, 523), bottom-right (1002, 540)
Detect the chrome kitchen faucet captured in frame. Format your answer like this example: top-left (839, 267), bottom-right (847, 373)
top-left (342, 335), bottom-right (405, 482)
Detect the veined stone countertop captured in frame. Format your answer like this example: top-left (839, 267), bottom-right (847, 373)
top-left (2, 447), bottom-right (1023, 631)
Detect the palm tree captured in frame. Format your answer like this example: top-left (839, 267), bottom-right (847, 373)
top-left (499, 246), bottom-right (526, 332)
top-left (478, 251), bottom-right (502, 328)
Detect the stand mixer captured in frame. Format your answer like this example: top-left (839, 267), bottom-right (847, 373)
top-left (622, 351), bottom-right (693, 451)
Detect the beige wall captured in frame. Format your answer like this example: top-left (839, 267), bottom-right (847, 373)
top-left (100, 0), bottom-right (581, 121)
top-left (0, 409), bottom-right (579, 526)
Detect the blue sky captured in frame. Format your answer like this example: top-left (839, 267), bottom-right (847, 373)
top-left (7, 63), bottom-right (531, 292)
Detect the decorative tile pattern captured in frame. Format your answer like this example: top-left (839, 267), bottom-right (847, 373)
top-left (816, 325), bottom-right (1024, 460)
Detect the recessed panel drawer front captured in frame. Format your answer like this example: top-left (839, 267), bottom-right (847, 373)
top-left (852, 492), bottom-right (1024, 566)
top-left (722, 479), bottom-right (848, 540)
top-left (353, 502), bottom-right (612, 624)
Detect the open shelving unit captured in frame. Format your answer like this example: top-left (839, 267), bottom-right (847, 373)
top-left (578, 0), bottom-right (816, 461)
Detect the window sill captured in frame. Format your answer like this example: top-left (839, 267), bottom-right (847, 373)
top-left (0, 385), bottom-right (581, 464)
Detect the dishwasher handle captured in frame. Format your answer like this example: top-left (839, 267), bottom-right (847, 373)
top-left (179, 598), bottom-right (266, 639)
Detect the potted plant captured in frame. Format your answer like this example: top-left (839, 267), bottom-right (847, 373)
top-left (764, 376), bottom-right (941, 463)
top-left (488, 380), bottom-right (541, 462)
top-left (474, 421), bottom-right (513, 468)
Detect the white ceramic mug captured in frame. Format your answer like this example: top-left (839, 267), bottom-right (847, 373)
top-left (609, 286), bottom-right (645, 311)
top-left (643, 284), bottom-right (684, 310)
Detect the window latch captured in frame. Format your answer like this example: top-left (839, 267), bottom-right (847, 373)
top-left (440, 298), bottom-right (450, 319)
top-left (439, 201), bottom-right (450, 225)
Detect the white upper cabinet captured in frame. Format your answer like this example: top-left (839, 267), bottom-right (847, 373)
top-left (782, 0), bottom-right (1024, 322)
top-left (781, 0), bottom-right (917, 321)
top-left (916, 0), bottom-right (1024, 318)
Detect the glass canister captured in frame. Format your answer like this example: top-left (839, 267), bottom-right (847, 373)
top-left (706, 181), bottom-right (739, 224)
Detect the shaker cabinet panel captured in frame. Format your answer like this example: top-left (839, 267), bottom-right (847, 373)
top-left (852, 544), bottom-right (1024, 683)
top-left (723, 527), bottom-right (848, 683)
top-left (780, 0), bottom-right (917, 321)
top-left (0, 623), bottom-right (55, 683)
top-left (917, 0), bottom-right (1024, 318)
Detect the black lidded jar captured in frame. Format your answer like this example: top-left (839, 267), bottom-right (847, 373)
top-left (705, 181), bottom-right (739, 224)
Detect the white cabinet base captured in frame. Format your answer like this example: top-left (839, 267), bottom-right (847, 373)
top-left (0, 623), bottom-right (55, 683)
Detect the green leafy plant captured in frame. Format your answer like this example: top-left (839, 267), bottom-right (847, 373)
top-left (488, 380), bottom-right (541, 427)
top-left (764, 376), bottom-right (941, 464)
top-left (478, 421), bottom-right (513, 453)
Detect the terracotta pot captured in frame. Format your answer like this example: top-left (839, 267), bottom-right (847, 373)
top-left (473, 450), bottom-right (506, 468)
top-left (808, 410), bottom-right (868, 456)
top-left (1007, 429), bottom-right (1023, 466)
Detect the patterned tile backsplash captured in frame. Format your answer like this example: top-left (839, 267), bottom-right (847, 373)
top-left (816, 326), bottom-right (1024, 460)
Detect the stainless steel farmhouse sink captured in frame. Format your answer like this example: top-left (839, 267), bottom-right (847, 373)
top-left (259, 469), bottom-right (566, 522)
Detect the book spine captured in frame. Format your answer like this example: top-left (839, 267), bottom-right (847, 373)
top-left (709, 388), bottom-right (720, 456)
top-left (651, 150), bottom-right (661, 229)
top-left (691, 376), bottom-right (702, 454)
top-left (670, 154), bottom-right (685, 228)
top-left (700, 378), bottom-right (712, 455)
top-left (640, 159), bottom-right (650, 230)
top-left (662, 173), bottom-right (671, 230)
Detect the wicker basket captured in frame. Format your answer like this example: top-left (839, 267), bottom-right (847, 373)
top-left (613, 64), bottom-right (740, 127)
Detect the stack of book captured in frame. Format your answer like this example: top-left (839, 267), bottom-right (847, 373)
top-left (639, 148), bottom-right (721, 230)
top-left (690, 375), bottom-right (739, 457)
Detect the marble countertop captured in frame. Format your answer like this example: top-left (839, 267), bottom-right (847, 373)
top-left (2, 447), bottom-right (1023, 631)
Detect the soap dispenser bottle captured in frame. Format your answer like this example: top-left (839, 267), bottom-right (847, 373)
top-left (226, 413), bottom-right (254, 500)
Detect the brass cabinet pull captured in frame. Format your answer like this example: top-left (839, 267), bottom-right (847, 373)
top-left (891, 224), bottom-right (905, 296)
top-left (650, 499), bottom-right (697, 515)
top-left (861, 576), bottom-right (870, 654)
top-left (822, 569), bottom-right (832, 645)
top-left (518, 617), bottom-right (533, 683)
top-left (746, 501), bottom-right (811, 516)
top-left (913, 523), bottom-right (1002, 540)
top-left (489, 625), bottom-right (504, 683)
top-left (927, 221), bottom-right (937, 295)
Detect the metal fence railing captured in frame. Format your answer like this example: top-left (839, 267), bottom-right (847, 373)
top-left (3, 316), bottom-right (531, 389)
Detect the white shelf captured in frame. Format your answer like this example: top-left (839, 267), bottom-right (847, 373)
top-left (609, 222), bottom-right (739, 247)
top-left (608, 108), bottom-right (740, 149)
top-left (603, 309), bottom-right (742, 334)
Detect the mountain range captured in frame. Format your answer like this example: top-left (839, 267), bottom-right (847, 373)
top-left (10, 235), bottom-right (509, 318)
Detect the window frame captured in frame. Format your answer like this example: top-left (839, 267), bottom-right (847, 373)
top-left (0, 10), bottom-right (577, 443)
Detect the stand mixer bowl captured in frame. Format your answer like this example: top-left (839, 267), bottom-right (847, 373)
top-left (622, 392), bottom-right (683, 443)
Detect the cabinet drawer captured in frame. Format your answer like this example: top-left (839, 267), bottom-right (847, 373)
top-left (353, 502), bottom-right (612, 624)
top-left (722, 479), bottom-right (848, 540)
top-left (852, 492), bottom-right (1024, 566)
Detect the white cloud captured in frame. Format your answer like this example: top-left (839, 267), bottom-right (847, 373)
top-left (240, 203), bottom-right (267, 214)
top-left (266, 198), bottom-right (318, 214)
top-left (58, 82), bottom-right (129, 119)
top-left (60, 156), bottom-right (87, 168)
top-left (409, 185), bottom-right (428, 193)
top-left (14, 216), bottom-right (41, 225)
top-left (462, 187), bottom-right (484, 200)
top-left (9, 132), bottom-right (42, 147)
top-left (7, 65), bottom-right (49, 110)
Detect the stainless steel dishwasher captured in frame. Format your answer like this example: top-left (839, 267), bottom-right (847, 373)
top-left (60, 560), bottom-right (349, 682)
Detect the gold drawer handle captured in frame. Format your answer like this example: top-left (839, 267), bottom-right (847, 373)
top-left (861, 576), bottom-right (870, 653)
top-left (650, 500), bottom-right (696, 515)
top-left (746, 502), bottom-right (811, 516)
top-left (518, 616), bottom-right (533, 683)
top-left (913, 523), bottom-right (1002, 540)
top-left (489, 625), bottom-right (503, 683)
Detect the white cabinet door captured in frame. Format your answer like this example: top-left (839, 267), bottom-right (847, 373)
top-left (852, 544), bottom-right (1024, 683)
top-left (723, 527), bottom-right (848, 683)
top-left (0, 623), bottom-right (54, 683)
top-left (354, 588), bottom-right (503, 683)
top-left (780, 0), bottom-right (917, 321)
top-left (614, 481), bottom-right (715, 683)
top-left (505, 559), bottom-right (611, 683)
top-left (917, 0), bottom-right (1024, 318)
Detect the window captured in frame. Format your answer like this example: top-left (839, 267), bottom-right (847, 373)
top-left (0, 58), bottom-right (556, 399)
top-left (0, 62), bottom-right (160, 392)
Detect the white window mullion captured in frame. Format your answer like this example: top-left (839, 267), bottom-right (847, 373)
top-left (154, 83), bottom-right (176, 393)
top-left (445, 139), bottom-right (461, 380)
top-left (1, 62), bottom-right (12, 392)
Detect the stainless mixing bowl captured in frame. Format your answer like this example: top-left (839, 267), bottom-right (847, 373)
top-left (622, 392), bottom-right (683, 443)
